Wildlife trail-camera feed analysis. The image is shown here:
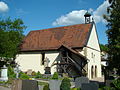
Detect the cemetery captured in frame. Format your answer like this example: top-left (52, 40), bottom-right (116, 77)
top-left (0, 0), bottom-right (120, 90)
top-left (0, 64), bottom-right (120, 90)
top-left (0, 13), bottom-right (120, 90)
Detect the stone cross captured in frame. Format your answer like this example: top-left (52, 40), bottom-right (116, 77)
top-left (14, 64), bottom-right (20, 78)
top-left (44, 57), bottom-right (50, 67)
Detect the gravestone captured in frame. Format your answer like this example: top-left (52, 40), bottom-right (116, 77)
top-left (81, 82), bottom-right (99, 90)
top-left (49, 80), bottom-right (61, 90)
top-left (0, 65), bottom-right (8, 81)
top-left (75, 77), bottom-right (89, 88)
top-left (106, 80), bottom-right (113, 87)
top-left (14, 64), bottom-right (20, 78)
top-left (11, 79), bottom-right (39, 90)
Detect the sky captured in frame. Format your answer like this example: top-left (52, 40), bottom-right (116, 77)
top-left (0, 0), bottom-right (110, 44)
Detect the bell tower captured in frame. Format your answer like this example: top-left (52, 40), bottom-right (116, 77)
top-left (84, 11), bottom-right (91, 24)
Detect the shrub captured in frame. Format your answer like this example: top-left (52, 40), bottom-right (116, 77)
top-left (19, 72), bottom-right (29, 80)
top-left (52, 72), bottom-right (58, 80)
top-left (60, 78), bottom-right (71, 90)
top-left (112, 79), bottom-right (120, 89)
top-left (31, 71), bottom-right (37, 76)
top-left (35, 71), bottom-right (42, 78)
top-left (104, 86), bottom-right (114, 90)
top-left (43, 84), bottom-right (50, 90)
top-left (8, 66), bottom-right (16, 79)
top-left (71, 88), bottom-right (80, 90)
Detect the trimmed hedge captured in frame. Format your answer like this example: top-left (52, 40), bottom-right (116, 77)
top-left (43, 84), bottom-right (50, 90)
top-left (60, 78), bottom-right (71, 90)
top-left (52, 72), bottom-right (58, 80)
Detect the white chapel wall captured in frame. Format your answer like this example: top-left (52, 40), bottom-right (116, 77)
top-left (86, 24), bottom-right (101, 79)
top-left (79, 24), bottom-right (101, 79)
top-left (16, 51), bottom-right (60, 74)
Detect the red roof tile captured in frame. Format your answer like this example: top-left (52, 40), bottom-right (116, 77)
top-left (20, 23), bottom-right (92, 51)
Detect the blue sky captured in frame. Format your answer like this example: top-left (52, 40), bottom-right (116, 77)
top-left (0, 0), bottom-right (109, 44)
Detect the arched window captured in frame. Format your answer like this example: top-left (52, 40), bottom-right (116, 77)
top-left (95, 66), bottom-right (97, 77)
top-left (91, 66), bottom-right (94, 78)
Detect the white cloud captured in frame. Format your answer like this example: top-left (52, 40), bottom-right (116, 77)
top-left (52, 10), bottom-right (87, 26)
top-left (93, 0), bottom-right (109, 23)
top-left (0, 1), bottom-right (9, 13)
top-left (52, 1), bottom-right (110, 26)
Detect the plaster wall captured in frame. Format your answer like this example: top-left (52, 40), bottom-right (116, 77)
top-left (79, 24), bottom-right (101, 79)
top-left (16, 51), bottom-right (60, 74)
top-left (86, 24), bottom-right (101, 79)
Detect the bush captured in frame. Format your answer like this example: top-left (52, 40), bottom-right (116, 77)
top-left (52, 72), bottom-right (58, 80)
top-left (112, 79), bottom-right (120, 89)
top-left (60, 78), bottom-right (71, 90)
top-left (43, 84), bottom-right (50, 90)
top-left (71, 88), bottom-right (80, 90)
top-left (8, 66), bottom-right (16, 79)
top-left (35, 71), bottom-right (42, 78)
top-left (31, 71), bottom-right (37, 76)
top-left (19, 72), bottom-right (29, 80)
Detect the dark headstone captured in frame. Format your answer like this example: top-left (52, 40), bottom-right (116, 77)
top-left (81, 82), bottom-right (99, 90)
top-left (106, 80), bottom-right (113, 87)
top-left (75, 77), bottom-right (89, 88)
top-left (11, 79), bottom-right (39, 90)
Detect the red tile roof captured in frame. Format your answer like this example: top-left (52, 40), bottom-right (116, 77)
top-left (20, 23), bottom-right (92, 51)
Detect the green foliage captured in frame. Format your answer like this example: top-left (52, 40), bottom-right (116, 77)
top-left (19, 71), bottom-right (24, 76)
top-left (38, 82), bottom-right (49, 86)
top-left (35, 71), bottom-right (42, 78)
top-left (103, 86), bottom-right (112, 90)
top-left (0, 17), bottom-right (26, 66)
top-left (104, 0), bottom-right (120, 73)
top-left (60, 78), bottom-right (71, 90)
top-left (98, 86), bottom-right (114, 90)
top-left (98, 79), bottom-right (120, 90)
top-left (100, 44), bottom-right (109, 52)
top-left (43, 84), bottom-right (50, 90)
top-left (0, 81), bottom-right (8, 84)
top-left (52, 72), bottom-right (58, 80)
top-left (8, 66), bottom-right (16, 79)
top-left (71, 88), bottom-right (80, 90)
top-left (19, 72), bottom-right (29, 80)
top-left (112, 79), bottom-right (120, 89)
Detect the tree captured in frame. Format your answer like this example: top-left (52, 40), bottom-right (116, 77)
top-left (100, 44), bottom-right (109, 52)
top-left (104, 0), bottom-right (120, 74)
top-left (0, 18), bottom-right (26, 67)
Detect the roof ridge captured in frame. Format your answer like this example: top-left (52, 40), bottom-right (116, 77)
top-left (30, 23), bottom-right (92, 32)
